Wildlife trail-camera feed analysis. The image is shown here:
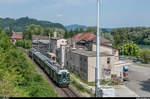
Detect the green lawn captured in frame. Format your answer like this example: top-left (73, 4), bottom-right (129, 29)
top-left (70, 76), bottom-right (94, 97)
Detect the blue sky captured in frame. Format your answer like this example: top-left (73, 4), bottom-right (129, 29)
top-left (0, 0), bottom-right (150, 28)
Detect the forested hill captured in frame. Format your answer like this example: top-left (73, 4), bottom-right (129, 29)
top-left (0, 17), bottom-right (65, 32)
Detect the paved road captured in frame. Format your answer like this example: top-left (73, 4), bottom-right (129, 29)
top-left (125, 62), bottom-right (150, 97)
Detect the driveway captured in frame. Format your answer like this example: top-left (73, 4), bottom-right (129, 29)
top-left (125, 62), bottom-right (150, 97)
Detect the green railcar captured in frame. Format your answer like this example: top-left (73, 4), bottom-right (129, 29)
top-left (29, 48), bottom-right (70, 87)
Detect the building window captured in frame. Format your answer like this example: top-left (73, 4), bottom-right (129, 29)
top-left (112, 49), bottom-right (116, 55)
top-left (107, 58), bottom-right (110, 64)
top-left (84, 58), bottom-right (87, 62)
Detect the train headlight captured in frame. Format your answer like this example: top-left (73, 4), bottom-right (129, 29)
top-left (63, 79), bottom-right (66, 83)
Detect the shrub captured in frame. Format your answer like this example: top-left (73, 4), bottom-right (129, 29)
top-left (15, 40), bottom-right (32, 49)
top-left (139, 49), bottom-right (150, 64)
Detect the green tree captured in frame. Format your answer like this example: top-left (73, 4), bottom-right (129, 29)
top-left (64, 30), bottom-right (69, 39)
top-left (69, 29), bottom-right (74, 38)
top-left (103, 33), bottom-right (114, 42)
top-left (15, 40), bottom-right (32, 49)
top-left (118, 41), bottom-right (139, 57)
top-left (74, 27), bottom-right (79, 34)
top-left (79, 27), bottom-right (84, 33)
top-left (4, 27), bottom-right (13, 37)
top-left (43, 28), bottom-right (53, 36)
top-left (139, 49), bottom-right (150, 64)
top-left (23, 24), bottom-right (43, 40)
top-left (86, 26), bottom-right (97, 34)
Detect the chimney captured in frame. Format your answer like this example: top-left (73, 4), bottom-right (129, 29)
top-left (72, 41), bottom-right (76, 49)
top-left (53, 29), bottom-right (57, 38)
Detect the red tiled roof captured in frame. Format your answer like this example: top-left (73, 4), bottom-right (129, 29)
top-left (91, 36), bottom-right (111, 44)
top-left (72, 32), bottom-right (96, 42)
top-left (11, 35), bottom-right (23, 40)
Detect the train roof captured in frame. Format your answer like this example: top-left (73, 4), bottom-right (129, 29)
top-left (35, 52), bottom-right (61, 72)
top-left (29, 48), bottom-right (37, 53)
top-left (34, 50), bottom-right (69, 74)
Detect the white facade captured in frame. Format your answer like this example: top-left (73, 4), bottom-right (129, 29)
top-left (50, 38), bottom-right (67, 53)
top-left (56, 45), bottom-right (66, 68)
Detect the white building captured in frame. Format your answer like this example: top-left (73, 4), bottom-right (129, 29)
top-left (50, 37), bottom-right (67, 53)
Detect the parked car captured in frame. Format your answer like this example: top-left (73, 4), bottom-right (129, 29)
top-left (132, 58), bottom-right (138, 62)
top-left (119, 56), bottom-right (125, 60)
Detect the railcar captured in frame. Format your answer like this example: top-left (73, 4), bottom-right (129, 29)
top-left (29, 48), bottom-right (70, 87)
top-left (29, 48), bottom-right (37, 58)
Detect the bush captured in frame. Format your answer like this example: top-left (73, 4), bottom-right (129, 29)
top-left (139, 49), bottom-right (150, 64)
top-left (0, 30), bottom-right (58, 97)
top-left (118, 41), bottom-right (140, 56)
top-left (15, 40), bottom-right (32, 49)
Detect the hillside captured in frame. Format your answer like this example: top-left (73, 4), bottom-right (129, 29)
top-left (65, 24), bottom-right (87, 31)
top-left (0, 17), bottom-right (65, 32)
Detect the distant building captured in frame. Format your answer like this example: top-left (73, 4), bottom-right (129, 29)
top-left (13, 32), bottom-right (23, 35)
top-left (11, 34), bottom-right (23, 44)
top-left (32, 35), bottom-right (49, 40)
top-left (68, 32), bottom-right (96, 50)
top-left (50, 37), bottom-right (67, 53)
top-left (32, 35), bottom-right (50, 54)
top-left (47, 52), bottom-right (57, 62)
top-left (53, 29), bottom-right (57, 38)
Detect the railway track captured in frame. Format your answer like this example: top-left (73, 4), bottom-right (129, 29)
top-left (61, 86), bottom-right (80, 97)
top-left (23, 49), bottom-right (81, 97)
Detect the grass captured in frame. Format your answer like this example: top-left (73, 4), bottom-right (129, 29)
top-left (69, 70), bottom-right (118, 86)
top-left (69, 70), bottom-right (95, 86)
top-left (69, 69), bottom-right (118, 97)
top-left (100, 80), bottom-right (118, 86)
top-left (18, 48), bottom-right (58, 97)
top-left (70, 76), bottom-right (94, 97)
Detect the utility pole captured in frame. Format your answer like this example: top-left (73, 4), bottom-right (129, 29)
top-left (49, 33), bottom-right (51, 52)
top-left (38, 38), bottom-right (39, 51)
top-left (31, 40), bottom-right (33, 60)
top-left (95, 0), bottom-right (103, 97)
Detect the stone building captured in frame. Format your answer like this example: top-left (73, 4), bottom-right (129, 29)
top-left (56, 45), bottom-right (66, 68)
top-left (50, 37), bottom-right (67, 53)
top-left (87, 37), bottom-right (119, 58)
top-left (65, 49), bottom-right (116, 82)
top-left (64, 32), bottom-right (127, 82)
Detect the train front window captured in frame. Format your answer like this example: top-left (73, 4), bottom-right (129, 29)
top-left (63, 72), bottom-right (66, 78)
top-left (67, 73), bottom-right (69, 78)
top-left (58, 74), bottom-right (61, 79)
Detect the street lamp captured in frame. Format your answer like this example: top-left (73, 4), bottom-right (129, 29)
top-left (49, 33), bottom-right (51, 51)
top-left (95, 0), bottom-right (103, 97)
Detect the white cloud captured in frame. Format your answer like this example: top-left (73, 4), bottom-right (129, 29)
top-left (57, 14), bottom-right (64, 17)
